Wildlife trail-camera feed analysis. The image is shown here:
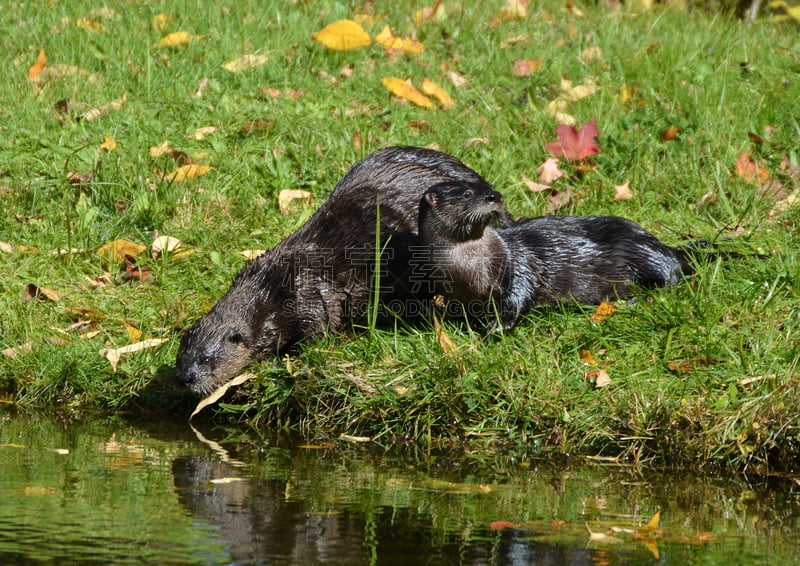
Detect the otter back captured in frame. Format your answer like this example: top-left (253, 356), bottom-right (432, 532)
top-left (175, 147), bottom-right (509, 394)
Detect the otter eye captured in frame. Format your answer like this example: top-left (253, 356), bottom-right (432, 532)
top-left (462, 190), bottom-right (472, 199)
top-left (199, 355), bottom-right (212, 366)
top-left (228, 332), bottom-right (244, 344)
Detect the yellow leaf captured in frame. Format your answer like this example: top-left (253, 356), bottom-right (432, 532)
top-left (222, 53), bottom-right (269, 73)
top-left (124, 321), bottom-right (143, 343)
top-left (421, 79), bottom-right (454, 109)
top-left (590, 301), bottom-right (618, 322)
top-left (166, 164), bottom-right (213, 182)
top-left (158, 31), bottom-right (200, 48)
top-left (151, 235), bottom-right (182, 258)
top-left (96, 239), bottom-right (147, 262)
top-left (76, 19), bottom-right (106, 33)
top-left (374, 25), bottom-right (425, 54)
top-left (28, 49), bottom-right (46, 79)
top-left (312, 19), bottom-right (371, 51)
top-left (191, 126), bottom-right (217, 140)
top-left (189, 372), bottom-right (256, 419)
top-left (150, 140), bottom-right (172, 158)
top-left (639, 510), bottom-right (660, 533)
top-left (381, 77), bottom-right (434, 108)
top-left (99, 338), bottom-right (168, 372)
top-left (152, 13), bottom-right (172, 31)
top-left (353, 13), bottom-right (381, 26)
top-left (99, 136), bottom-right (117, 151)
top-left (278, 189), bottom-right (313, 215)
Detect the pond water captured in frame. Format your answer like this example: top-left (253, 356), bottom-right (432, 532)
top-left (1, 407), bottom-right (799, 566)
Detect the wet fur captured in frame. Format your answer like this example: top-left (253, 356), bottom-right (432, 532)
top-left (175, 147), bottom-right (510, 394)
top-left (418, 182), bottom-right (694, 330)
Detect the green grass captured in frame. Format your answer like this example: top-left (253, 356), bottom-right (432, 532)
top-left (1, 0), bottom-right (799, 471)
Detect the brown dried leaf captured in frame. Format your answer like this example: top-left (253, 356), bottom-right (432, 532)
top-left (614, 179), bottom-right (633, 201)
top-left (222, 53), bottom-right (269, 73)
top-left (521, 173), bottom-right (551, 192)
top-left (3, 342), bottom-right (35, 360)
top-left (512, 57), bottom-right (544, 77)
top-left (79, 92), bottom-right (128, 122)
top-left (537, 157), bottom-right (564, 184)
top-left (545, 188), bottom-right (573, 213)
top-left (24, 283), bottom-right (60, 302)
top-left (278, 189), bottom-right (313, 214)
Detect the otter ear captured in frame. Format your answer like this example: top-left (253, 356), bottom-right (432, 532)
top-left (424, 192), bottom-right (438, 206)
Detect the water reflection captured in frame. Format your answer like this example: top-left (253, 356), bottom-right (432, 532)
top-left (1, 408), bottom-right (800, 566)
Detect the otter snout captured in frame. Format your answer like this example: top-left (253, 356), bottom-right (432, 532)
top-left (485, 191), bottom-right (504, 204)
top-left (174, 356), bottom-right (211, 393)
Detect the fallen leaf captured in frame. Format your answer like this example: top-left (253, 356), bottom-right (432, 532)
top-left (614, 180), bottom-right (633, 200)
top-left (491, 0), bottom-right (529, 26)
top-left (99, 136), bottom-right (118, 151)
top-left (151, 235), bottom-right (182, 258)
top-left (124, 321), bottom-right (144, 343)
top-left (537, 157), bottom-right (564, 183)
top-left (28, 49), bottom-right (46, 79)
top-left (166, 164), bottom-right (213, 182)
top-left (79, 92), bottom-right (128, 122)
top-left (278, 189), bottom-right (313, 214)
top-left (158, 31), bottom-right (201, 48)
top-left (381, 77), bottom-right (434, 108)
top-left (66, 170), bottom-right (93, 186)
top-left (639, 510), bottom-right (660, 533)
top-left (76, 19), bottom-right (106, 33)
top-left (566, 1), bottom-right (585, 16)
top-left (240, 249), bottom-right (266, 260)
top-left (580, 349), bottom-right (597, 365)
top-left (24, 284), bottom-right (60, 302)
top-left (501, 34), bottom-right (530, 48)
top-left (581, 46), bottom-right (604, 64)
top-left (546, 79), bottom-right (601, 124)
top-left (521, 173), bottom-right (552, 192)
top-left (735, 152), bottom-right (783, 197)
top-left (152, 13), bottom-right (172, 31)
top-left (312, 19), bottom-right (371, 51)
top-left (96, 239), bottom-right (147, 262)
top-left (0, 241), bottom-right (13, 254)
top-left (189, 372), bottom-right (256, 419)
top-left (413, 1), bottom-right (447, 24)
top-left (545, 188), bottom-right (573, 213)
top-left (339, 434), bottom-right (371, 443)
top-left (590, 301), bottom-right (618, 322)
top-left (119, 255), bottom-right (153, 283)
top-left (512, 57), bottom-right (544, 77)
top-left (421, 79), bottom-right (454, 108)
top-left (100, 338), bottom-right (168, 371)
top-left (375, 25), bottom-right (425, 54)
top-left (544, 118), bottom-right (602, 161)
top-left (191, 126), bottom-right (217, 140)
top-left (222, 53), bottom-right (269, 73)
top-left (2, 342), bottom-right (35, 359)
top-left (663, 126), bottom-right (680, 141)
top-left (490, 521), bottom-right (523, 530)
top-left (586, 368), bottom-right (612, 388)
top-left (587, 524), bottom-right (623, 544)
top-left (446, 70), bottom-right (468, 88)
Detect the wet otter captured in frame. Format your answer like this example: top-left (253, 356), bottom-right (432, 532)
top-left (417, 181), bottom-right (695, 330)
top-left (175, 147), bottom-right (510, 394)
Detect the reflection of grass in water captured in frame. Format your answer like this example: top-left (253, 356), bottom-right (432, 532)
top-left (0, 1), bottom-right (798, 472)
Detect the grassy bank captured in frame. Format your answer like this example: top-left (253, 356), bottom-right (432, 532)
top-left (1, 0), bottom-right (798, 471)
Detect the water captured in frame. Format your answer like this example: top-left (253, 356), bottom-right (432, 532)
top-left (1, 407), bottom-right (799, 565)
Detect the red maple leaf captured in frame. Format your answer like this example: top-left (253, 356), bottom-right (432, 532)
top-left (544, 118), bottom-right (602, 161)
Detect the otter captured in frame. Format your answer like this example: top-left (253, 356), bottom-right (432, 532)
top-left (417, 181), bottom-right (695, 330)
top-left (175, 147), bottom-right (511, 394)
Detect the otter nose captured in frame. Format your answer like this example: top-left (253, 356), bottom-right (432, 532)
top-left (486, 191), bottom-right (503, 203)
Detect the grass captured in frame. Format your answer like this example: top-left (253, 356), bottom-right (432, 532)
top-left (1, 0), bottom-right (799, 471)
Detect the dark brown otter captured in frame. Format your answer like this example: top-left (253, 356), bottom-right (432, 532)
top-left (175, 147), bottom-right (510, 394)
top-left (418, 181), bottom-right (695, 330)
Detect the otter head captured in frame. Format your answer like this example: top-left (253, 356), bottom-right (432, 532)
top-left (420, 181), bottom-right (505, 242)
top-left (174, 310), bottom-right (257, 395)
